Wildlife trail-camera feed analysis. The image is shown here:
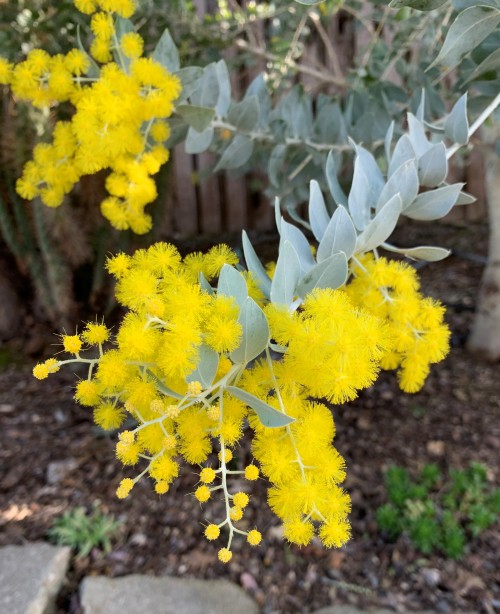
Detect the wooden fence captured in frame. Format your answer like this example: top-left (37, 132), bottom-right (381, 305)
top-left (162, 0), bottom-right (489, 239)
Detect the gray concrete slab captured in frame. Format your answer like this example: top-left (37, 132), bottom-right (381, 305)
top-left (0, 543), bottom-right (70, 614)
top-left (81, 574), bottom-right (259, 614)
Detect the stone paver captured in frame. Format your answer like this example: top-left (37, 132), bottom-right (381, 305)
top-left (81, 574), bottom-right (259, 614)
top-left (0, 543), bottom-right (70, 614)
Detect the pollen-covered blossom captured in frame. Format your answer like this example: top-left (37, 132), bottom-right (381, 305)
top-left (8, 0), bottom-right (181, 233)
top-left (347, 255), bottom-right (450, 393)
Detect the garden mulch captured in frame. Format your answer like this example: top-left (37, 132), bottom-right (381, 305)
top-left (0, 221), bottom-right (498, 613)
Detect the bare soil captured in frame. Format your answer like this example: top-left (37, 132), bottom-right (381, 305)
top-left (0, 221), bottom-right (498, 613)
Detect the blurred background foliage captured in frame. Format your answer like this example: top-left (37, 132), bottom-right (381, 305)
top-left (0, 0), bottom-right (498, 335)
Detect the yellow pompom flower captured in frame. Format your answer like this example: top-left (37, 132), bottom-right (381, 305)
top-left (149, 454), bottom-right (179, 482)
top-left (121, 32), bottom-right (144, 59)
top-left (74, 0), bottom-right (97, 14)
top-left (200, 467), bottom-right (216, 484)
top-left (195, 485), bottom-right (211, 503)
top-left (204, 524), bottom-right (220, 540)
top-left (218, 448), bottom-right (233, 463)
top-left (283, 518), bottom-right (315, 546)
top-left (233, 492), bottom-right (249, 509)
top-left (93, 402), bottom-right (125, 430)
top-left (75, 379), bottom-right (101, 406)
top-left (155, 480), bottom-right (170, 495)
top-left (245, 465), bottom-right (259, 481)
top-left (319, 518), bottom-right (351, 548)
top-left (218, 548), bottom-right (232, 563)
top-left (187, 380), bottom-right (203, 396)
top-left (82, 322), bottom-right (110, 345)
top-left (230, 507), bottom-right (243, 521)
top-left (91, 12), bottom-right (114, 38)
top-left (63, 334), bottom-right (82, 354)
top-left (0, 57), bottom-right (13, 84)
top-left (247, 530), bottom-right (262, 546)
top-left (116, 477), bottom-right (134, 499)
top-left (204, 244), bottom-right (239, 278)
top-left (33, 358), bottom-right (60, 380)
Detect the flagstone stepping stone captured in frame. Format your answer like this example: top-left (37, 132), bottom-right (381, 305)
top-left (81, 574), bottom-right (259, 614)
top-left (0, 543), bottom-right (70, 614)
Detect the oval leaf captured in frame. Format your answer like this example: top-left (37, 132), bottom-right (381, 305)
top-left (418, 142), bottom-right (448, 188)
top-left (185, 125), bottom-right (214, 154)
top-left (404, 183), bottom-right (464, 220)
top-left (217, 264), bottom-right (248, 309)
top-left (389, 0), bottom-right (449, 10)
top-left (214, 134), bottom-right (253, 171)
top-left (225, 386), bottom-right (294, 427)
top-left (326, 151), bottom-right (348, 207)
top-left (187, 344), bottom-right (219, 388)
top-left (296, 252), bottom-right (348, 297)
top-left (270, 240), bottom-right (301, 306)
top-left (317, 205), bottom-right (357, 262)
top-left (228, 96), bottom-right (260, 131)
top-left (355, 193), bottom-right (402, 254)
top-left (242, 231), bottom-right (271, 297)
top-left (176, 104), bottom-right (215, 133)
top-left (153, 28), bottom-right (180, 72)
top-left (388, 135), bottom-right (416, 177)
top-left (382, 243), bottom-right (451, 261)
top-left (230, 298), bottom-right (270, 364)
top-left (308, 180), bottom-right (330, 242)
top-left (377, 159), bottom-right (419, 212)
top-left (444, 93), bottom-right (469, 145)
top-left (281, 219), bottom-right (315, 275)
top-left (428, 6), bottom-right (500, 70)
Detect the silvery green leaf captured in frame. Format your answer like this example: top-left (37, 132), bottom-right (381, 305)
top-left (245, 74), bottom-right (270, 129)
top-left (76, 26), bottom-right (99, 79)
top-left (308, 180), bottom-right (330, 242)
top-left (217, 264), bottom-right (248, 309)
top-left (114, 18), bottom-right (135, 71)
top-left (225, 386), bottom-right (293, 427)
top-left (185, 125), bottom-right (214, 154)
top-left (444, 93), bottom-right (469, 145)
top-left (274, 197), bottom-right (282, 234)
top-left (389, 0), bottom-right (449, 9)
top-left (152, 28), bottom-right (180, 72)
top-left (228, 96), bottom-right (260, 131)
top-left (176, 105), bottom-right (215, 132)
top-left (191, 63), bottom-right (219, 108)
top-left (407, 113), bottom-right (432, 158)
top-left (147, 370), bottom-right (183, 400)
top-left (242, 231), bottom-right (271, 297)
top-left (175, 67), bottom-right (203, 101)
top-left (317, 206), bottom-right (357, 262)
top-left (382, 243), bottom-right (451, 261)
top-left (464, 47), bottom-right (500, 83)
top-left (455, 190), bottom-right (476, 205)
top-left (404, 183), bottom-right (464, 220)
top-left (355, 193), bottom-right (402, 253)
top-left (215, 60), bottom-right (231, 116)
top-left (186, 344), bottom-right (219, 388)
top-left (418, 142), bottom-right (448, 187)
top-left (416, 89), bottom-right (426, 122)
top-left (271, 240), bottom-right (301, 305)
top-left (214, 135), bottom-right (253, 171)
top-left (352, 143), bottom-right (385, 206)
top-left (296, 252), bottom-right (348, 297)
top-left (388, 135), bottom-right (416, 176)
top-left (230, 298), bottom-right (270, 364)
top-left (269, 145), bottom-right (287, 188)
top-left (326, 151), bottom-right (348, 207)
top-left (348, 157), bottom-right (372, 231)
top-left (428, 6), bottom-right (500, 70)
top-left (280, 219), bottom-right (315, 275)
top-left (377, 159), bottom-right (419, 212)
top-left (385, 121), bottom-right (395, 164)
top-left (199, 272), bottom-right (214, 295)
top-left (286, 204), bottom-right (311, 230)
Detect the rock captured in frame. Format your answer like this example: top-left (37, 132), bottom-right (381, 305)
top-left (80, 574), bottom-right (259, 614)
top-left (46, 459), bottom-right (79, 485)
top-left (422, 567), bottom-right (441, 588)
top-left (0, 543), bottom-right (70, 614)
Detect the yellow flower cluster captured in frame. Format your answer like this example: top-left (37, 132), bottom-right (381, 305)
top-left (2, 0), bottom-right (180, 233)
top-left (347, 255), bottom-right (450, 393)
top-left (32, 239), bottom-right (450, 561)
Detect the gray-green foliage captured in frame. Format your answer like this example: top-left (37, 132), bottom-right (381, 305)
top-left (48, 505), bottom-right (122, 558)
top-left (149, 0), bottom-right (499, 218)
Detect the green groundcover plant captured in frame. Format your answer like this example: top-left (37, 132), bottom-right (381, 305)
top-left (377, 462), bottom-right (500, 559)
top-left (1, 0), bottom-right (499, 563)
